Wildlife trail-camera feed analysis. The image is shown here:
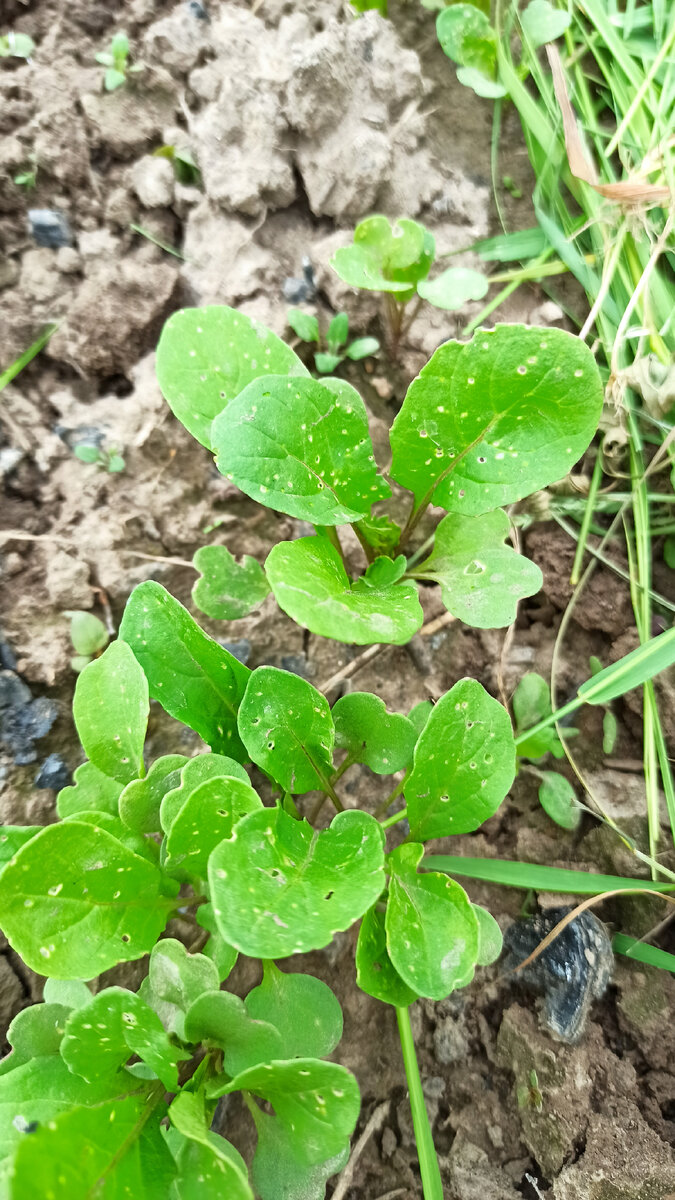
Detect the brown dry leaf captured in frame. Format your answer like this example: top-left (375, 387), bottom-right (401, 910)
top-left (546, 44), bottom-right (672, 206)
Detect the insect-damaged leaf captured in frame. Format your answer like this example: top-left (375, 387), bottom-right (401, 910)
top-left (405, 678), bottom-right (515, 840)
top-left (72, 640), bottom-right (148, 786)
top-left (192, 544), bottom-right (270, 621)
top-left (163, 775), bottom-right (262, 880)
top-left (157, 305), bottom-right (308, 449)
top-left (119, 754), bottom-right (190, 834)
top-left (237, 666), bottom-right (334, 793)
top-left (209, 807), bottom-right (385, 958)
top-left (386, 844), bottom-right (479, 1000)
top-left (390, 325), bottom-right (602, 516)
top-left (159, 753), bottom-right (250, 834)
top-left (266, 536), bottom-right (423, 646)
top-left (120, 581), bottom-right (250, 761)
top-left (413, 509), bottom-right (542, 627)
top-left (61, 986), bottom-right (187, 1090)
top-left (332, 692), bottom-right (417, 774)
top-left (139, 938), bottom-right (220, 1039)
top-left (0, 822), bottom-right (177, 978)
top-left (211, 375), bottom-right (390, 525)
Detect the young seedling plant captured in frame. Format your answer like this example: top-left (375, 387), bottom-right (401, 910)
top-left (156, 304), bottom-right (603, 644)
top-left (287, 308), bottom-right (379, 375)
top-left (95, 31), bottom-right (143, 92)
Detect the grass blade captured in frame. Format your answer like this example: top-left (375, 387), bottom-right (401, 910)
top-left (424, 856), bottom-right (675, 894)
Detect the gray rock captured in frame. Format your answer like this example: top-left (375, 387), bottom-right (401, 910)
top-left (219, 639), bottom-right (251, 665)
top-left (0, 671), bottom-right (31, 712)
top-left (1, 694), bottom-right (59, 765)
top-left (28, 209), bottom-right (73, 248)
top-left (35, 753), bottom-right (71, 791)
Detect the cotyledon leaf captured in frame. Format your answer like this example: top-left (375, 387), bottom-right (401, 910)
top-left (184, 990), bottom-right (284, 1076)
top-left (386, 843), bottom-right (479, 1000)
top-left (72, 640), bottom-right (148, 786)
top-left (237, 666), bottom-right (335, 794)
top-left (209, 807), bottom-right (385, 958)
top-left (245, 962), bottom-right (343, 1060)
top-left (159, 753), bottom-right (250, 834)
top-left (332, 692), bottom-right (417, 774)
top-left (413, 509), bottom-right (542, 628)
top-left (389, 325), bottom-right (603, 516)
top-left (156, 305), bottom-right (308, 449)
top-left (139, 937), bottom-right (220, 1039)
top-left (119, 581), bottom-right (250, 761)
top-left (192, 544), bottom-right (270, 621)
top-left (405, 678), bottom-right (515, 841)
top-left (163, 775), bottom-right (262, 879)
top-left (266, 536), bottom-right (423, 646)
top-left (211, 374), bottom-right (390, 525)
top-left (0, 821), bottom-right (178, 978)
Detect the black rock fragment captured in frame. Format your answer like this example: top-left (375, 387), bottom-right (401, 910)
top-left (0, 669), bottom-right (59, 766)
top-left (282, 257), bottom-right (316, 304)
top-left (34, 753), bottom-right (71, 791)
top-left (28, 209), bottom-right (72, 249)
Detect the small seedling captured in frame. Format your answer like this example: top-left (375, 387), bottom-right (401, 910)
top-left (73, 443), bottom-right (125, 473)
top-left (517, 1069), bottom-right (544, 1112)
top-left (435, 0), bottom-right (570, 98)
top-left (14, 152), bottom-right (38, 191)
top-left (512, 673), bottom-right (582, 830)
top-left (95, 31), bottom-right (143, 92)
top-left (330, 215), bottom-right (488, 351)
top-left (0, 31), bottom-right (35, 59)
top-left (153, 144), bottom-right (202, 187)
top-left (64, 610), bottom-right (110, 672)
top-left (287, 308), bottom-right (379, 374)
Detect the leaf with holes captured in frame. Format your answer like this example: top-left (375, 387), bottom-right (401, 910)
top-left (192, 544), bottom-right (270, 621)
top-left (211, 375), bottom-right (390, 525)
top-left (245, 963), bottom-right (343, 1060)
top-left (266, 537), bottom-right (423, 646)
top-left (0, 828), bottom-right (40, 878)
top-left (330, 216), bottom-right (435, 302)
top-left (184, 991), bottom-right (283, 1076)
top-left (356, 905), bottom-right (418, 1007)
top-left (159, 754), bottom-right (250, 834)
top-left (7, 1095), bottom-right (176, 1200)
top-left (209, 1058), bottom-right (360, 1167)
top-left (139, 938), bottom-right (220, 1039)
top-left (0, 821), bottom-right (177, 978)
top-left (237, 667), bottom-right (334, 793)
top-left (386, 844), bottom-right (479, 1000)
top-left (413, 509), bottom-right (542, 627)
top-left (120, 582), bottom-right (250, 760)
top-left (209, 807), bottom-right (385, 958)
top-left (332, 692), bottom-right (417, 774)
top-left (163, 776), bottom-right (262, 879)
top-left (72, 640), bottom-right (148, 785)
top-left (390, 325), bottom-right (603, 517)
top-left (157, 305), bottom-right (308, 449)
top-left (405, 678), bottom-right (515, 840)
top-left (119, 754), bottom-right (189, 833)
top-left (61, 986), bottom-right (187, 1090)
top-left (250, 1108), bottom-right (348, 1200)
top-left (56, 761), bottom-right (124, 819)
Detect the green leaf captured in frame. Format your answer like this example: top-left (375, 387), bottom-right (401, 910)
top-left (159, 753), bottom-right (249, 834)
top-left (8, 1095), bottom-right (176, 1200)
top-left (163, 775), bottom-right (262, 879)
top-left (414, 509), bottom-right (542, 627)
top-left (612, 933), bottom-right (675, 974)
top-left (3, 1003), bottom-right (70, 1069)
top-left (210, 1058), bottom-right (360, 1166)
top-left (196, 903), bottom-right (238, 982)
top-left (314, 351), bottom-right (344, 374)
top-left (473, 904), bottom-right (503, 965)
top-left (209, 807), bottom-right (385, 957)
top-left (245, 963), bottom-right (343, 1060)
top-left (427, 856), bottom-right (675, 894)
top-left (455, 65), bottom-right (507, 98)
top-left (1, 32), bottom-right (35, 58)
top-left (327, 312), bottom-right (349, 350)
top-left (389, 325), bottom-right (603, 517)
top-left (72, 640), bottom-right (148, 785)
top-left (356, 906), bottom-right (418, 1007)
top-left (332, 692), bottom-right (416, 774)
top-left (0, 828), bottom-right (39, 876)
top-left (603, 710), bottom-right (618, 755)
top-left (331, 216), bottom-right (435, 301)
top-left (266, 536), bottom-right (423, 646)
top-left (359, 554), bottom-right (407, 588)
top-left (119, 754), bottom-right (189, 833)
top-left (521, 0), bottom-right (571, 47)
top-left (474, 228), bottom-right (549, 262)
top-left (184, 990), bottom-right (284, 1075)
top-left (192, 544), bottom-right (270, 620)
top-left (250, 1110), bottom-right (348, 1200)
top-left (43, 979), bottom-right (92, 1010)
top-left (0, 822), bottom-right (177, 978)
top-left (211, 375), bottom-right (390, 525)
top-left (345, 337), bottom-right (379, 361)
top-left (104, 66), bottom-right (127, 90)
top-left (139, 938), bottom-right (220, 1039)
top-left (60, 809), bottom-right (159, 864)
top-left (107, 453), bottom-right (125, 473)
top-left (417, 267), bottom-right (488, 310)
top-left (512, 672), bottom-right (550, 728)
top-left (436, 4), bottom-right (498, 76)
top-left (357, 513), bottom-right (401, 556)
top-left (170, 1110), bottom-right (254, 1200)
top-left (287, 308), bottom-right (319, 344)
top-left (386, 844), bottom-right (479, 1000)
top-left (74, 444), bottom-right (101, 464)
top-left (66, 610), bottom-right (109, 656)
top-left (237, 666), bottom-right (334, 793)
top-left (538, 771), bottom-right (581, 830)
top-left (156, 305), bottom-right (308, 449)
top-left (577, 627), bottom-right (675, 704)
top-left (56, 760), bottom-right (124, 819)
top-left (119, 581), bottom-right (250, 760)
top-left (408, 700), bottom-right (433, 737)
top-left (405, 678), bottom-right (515, 840)
top-left (61, 987), bottom-right (187, 1090)
top-left (664, 536), bottom-right (675, 569)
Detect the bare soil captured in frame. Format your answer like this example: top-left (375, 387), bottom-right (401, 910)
top-left (1, 1), bottom-right (674, 1197)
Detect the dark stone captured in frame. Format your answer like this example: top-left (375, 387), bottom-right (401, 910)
top-left (0, 641), bottom-right (17, 672)
top-left (280, 653), bottom-right (314, 679)
top-left (186, 0), bottom-right (210, 18)
top-left (28, 209), bottom-right (73, 249)
top-left (0, 670), bottom-right (31, 712)
top-left (503, 906), bottom-right (613, 1043)
top-left (1, 693), bottom-right (59, 765)
top-left (282, 256), bottom-right (316, 304)
top-left (219, 639), bottom-right (251, 665)
top-left (34, 753), bottom-right (71, 791)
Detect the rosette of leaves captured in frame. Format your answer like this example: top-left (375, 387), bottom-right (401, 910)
top-left (287, 308), bottom-right (379, 375)
top-left (156, 304), bottom-right (603, 644)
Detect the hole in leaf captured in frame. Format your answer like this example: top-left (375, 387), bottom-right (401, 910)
top-left (324, 891), bottom-right (334, 901)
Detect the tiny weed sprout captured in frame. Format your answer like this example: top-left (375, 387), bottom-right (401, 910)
top-left (95, 30), bottom-right (143, 92)
top-left (64, 609), bottom-right (110, 673)
top-left (0, 31), bottom-right (35, 59)
top-left (73, 443), bottom-right (125, 473)
top-left (435, 0), bottom-right (570, 98)
top-left (330, 215), bottom-right (488, 352)
top-left (156, 304), bottom-right (602, 645)
top-left (153, 144), bottom-right (202, 187)
top-left (287, 307), bottom-right (379, 375)
top-left (13, 152), bottom-right (38, 191)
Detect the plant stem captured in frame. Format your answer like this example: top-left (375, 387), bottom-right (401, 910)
top-left (396, 1007), bottom-right (444, 1200)
top-left (570, 441), bottom-right (604, 586)
top-left (380, 807), bottom-right (408, 831)
top-left (315, 525), bottom-right (347, 569)
top-left (353, 521), bottom-right (376, 565)
top-left (374, 773), bottom-right (408, 819)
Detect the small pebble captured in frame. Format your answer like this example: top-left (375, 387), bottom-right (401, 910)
top-left (34, 753), bottom-right (71, 791)
top-left (28, 209), bottom-right (73, 249)
top-left (282, 256), bottom-right (316, 303)
top-left (186, 0), bottom-right (210, 17)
